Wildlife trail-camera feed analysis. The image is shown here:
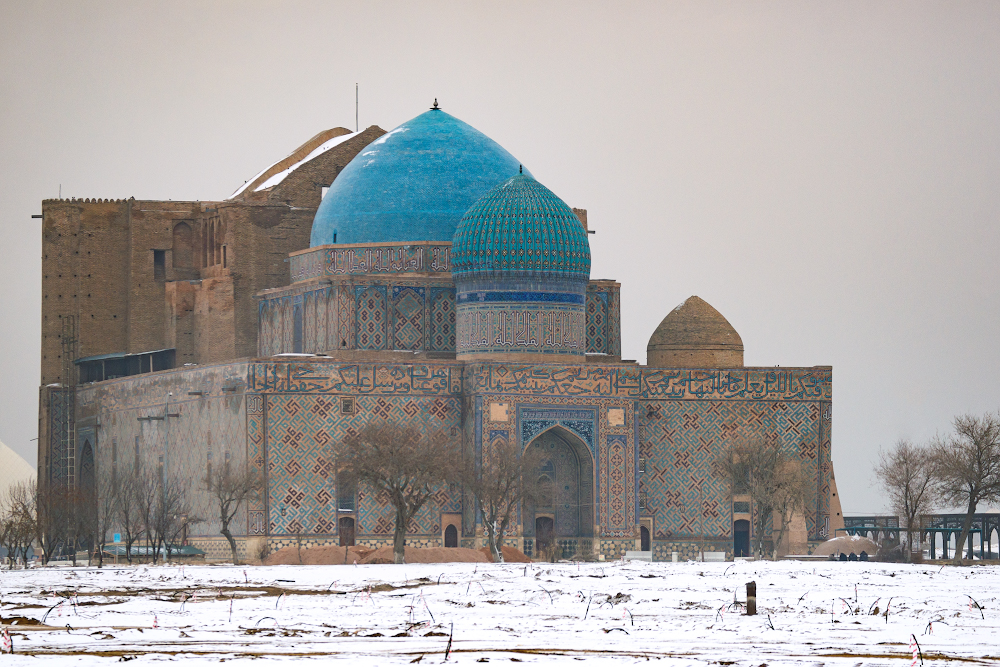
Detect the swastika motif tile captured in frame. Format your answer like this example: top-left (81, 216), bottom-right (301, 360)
top-left (639, 400), bottom-right (823, 540)
top-left (264, 393), bottom-right (462, 537)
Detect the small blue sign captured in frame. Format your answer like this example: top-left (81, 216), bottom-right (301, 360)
top-left (113, 533), bottom-right (121, 544)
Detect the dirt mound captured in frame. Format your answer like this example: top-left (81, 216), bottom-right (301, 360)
top-left (264, 544), bottom-right (372, 566)
top-left (360, 546), bottom-right (490, 564)
top-left (479, 545), bottom-right (532, 563)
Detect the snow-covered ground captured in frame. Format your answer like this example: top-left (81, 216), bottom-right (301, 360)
top-left (0, 559), bottom-right (997, 665)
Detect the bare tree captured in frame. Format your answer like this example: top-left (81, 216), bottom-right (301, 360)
top-left (714, 438), bottom-right (812, 560)
top-left (150, 473), bottom-right (195, 564)
top-left (1, 481), bottom-right (37, 568)
top-left (35, 481), bottom-right (72, 564)
top-left (769, 458), bottom-right (814, 559)
top-left (92, 465), bottom-right (119, 567)
top-left (204, 457), bottom-right (263, 564)
top-left (875, 439), bottom-right (936, 561)
top-left (115, 463), bottom-right (151, 564)
top-left (463, 439), bottom-right (544, 562)
top-left (338, 421), bottom-right (460, 564)
top-left (931, 413), bottom-right (1000, 561)
top-left (134, 464), bottom-right (160, 560)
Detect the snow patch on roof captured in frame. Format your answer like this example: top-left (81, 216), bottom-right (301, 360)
top-left (253, 131), bottom-right (361, 193)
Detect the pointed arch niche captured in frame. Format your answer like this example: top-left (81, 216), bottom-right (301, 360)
top-left (524, 426), bottom-right (595, 553)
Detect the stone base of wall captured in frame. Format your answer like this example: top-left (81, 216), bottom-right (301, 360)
top-left (187, 535), bottom-right (787, 564)
top-left (650, 540), bottom-right (732, 562)
top-left (188, 536), bottom-right (255, 561)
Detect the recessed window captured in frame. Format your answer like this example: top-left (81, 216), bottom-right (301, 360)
top-left (733, 501), bottom-right (750, 514)
top-left (153, 250), bottom-right (166, 280)
top-left (341, 397), bottom-right (355, 415)
top-left (638, 457), bottom-right (646, 474)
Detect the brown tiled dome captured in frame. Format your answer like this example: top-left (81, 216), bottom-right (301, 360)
top-left (646, 296), bottom-right (744, 368)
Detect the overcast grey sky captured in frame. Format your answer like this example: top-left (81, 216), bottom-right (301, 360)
top-left (2, 1), bottom-right (998, 514)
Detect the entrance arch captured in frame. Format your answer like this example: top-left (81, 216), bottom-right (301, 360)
top-left (525, 426), bottom-right (595, 557)
top-left (444, 524), bottom-right (458, 548)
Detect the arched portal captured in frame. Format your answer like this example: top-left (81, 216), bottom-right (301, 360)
top-left (640, 525), bottom-right (651, 552)
top-left (444, 524), bottom-right (458, 548)
top-left (525, 426), bottom-right (595, 558)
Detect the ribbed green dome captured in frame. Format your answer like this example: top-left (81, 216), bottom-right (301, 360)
top-left (451, 174), bottom-right (591, 280)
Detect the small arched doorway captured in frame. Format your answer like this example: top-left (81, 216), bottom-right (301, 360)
top-left (338, 517), bottom-right (355, 547)
top-left (734, 519), bottom-right (750, 557)
top-left (640, 525), bottom-right (651, 552)
top-left (444, 525), bottom-right (458, 548)
top-left (535, 516), bottom-right (554, 555)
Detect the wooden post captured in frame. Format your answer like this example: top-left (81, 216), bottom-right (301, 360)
top-left (746, 581), bottom-right (757, 616)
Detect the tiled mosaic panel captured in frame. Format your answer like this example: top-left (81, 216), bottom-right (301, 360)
top-left (478, 394), bottom-right (633, 539)
top-left (260, 279), bottom-right (617, 358)
top-left (48, 388), bottom-right (73, 486)
top-left (456, 304), bottom-right (586, 355)
top-left (264, 393), bottom-right (462, 537)
top-left (606, 289), bottom-right (621, 356)
top-left (356, 286), bottom-right (388, 350)
top-left (639, 400), bottom-right (822, 540)
top-left (430, 290), bottom-right (456, 351)
top-left (392, 287), bottom-right (425, 350)
top-left (585, 291), bottom-right (608, 354)
top-left (337, 286), bottom-right (354, 349)
top-left (76, 364), bottom-right (250, 539)
top-left (466, 364), bottom-right (831, 402)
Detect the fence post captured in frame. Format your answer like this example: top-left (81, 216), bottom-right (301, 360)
top-left (746, 581), bottom-right (757, 615)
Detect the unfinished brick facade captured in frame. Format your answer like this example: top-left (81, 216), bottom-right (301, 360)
top-left (39, 125), bottom-right (386, 480)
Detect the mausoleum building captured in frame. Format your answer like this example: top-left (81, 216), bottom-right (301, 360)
top-left (39, 104), bottom-right (843, 560)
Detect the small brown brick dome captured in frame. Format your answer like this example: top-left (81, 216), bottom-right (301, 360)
top-left (646, 296), bottom-right (744, 368)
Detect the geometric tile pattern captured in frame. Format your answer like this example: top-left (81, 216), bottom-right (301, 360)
top-left (601, 434), bottom-right (631, 535)
top-left (356, 286), bottom-right (388, 350)
top-left (392, 287), bottom-right (424, 350)
top-left (83, 353), bottom-right (832, 559)
top-left (585, 291), bottom-right (607, 354)
top-left (337, 286), bottom-right (354, 349)
top-left (263, 393), bottom-right (461, 537)
top-left (429, 289), bottom-right (456, 351)
top-left (259, 278), bottom-right (614, 358)
top-left (638, 400), bottom-right (823, 541)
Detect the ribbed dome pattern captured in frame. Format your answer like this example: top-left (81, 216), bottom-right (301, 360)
top-left (452, 174), bottom-right (591, 280)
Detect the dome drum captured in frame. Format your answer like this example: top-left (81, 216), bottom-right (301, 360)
top-left (452, 173), bottom-right (591, 362)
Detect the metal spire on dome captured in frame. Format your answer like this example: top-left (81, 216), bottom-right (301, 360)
top-left (431, 98), bottom-right (440, 110)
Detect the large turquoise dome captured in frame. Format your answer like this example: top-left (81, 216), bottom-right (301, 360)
top-left (310, 108), bottom-right (530, 247)
top-left (451, 173), bottom-right (591, 281)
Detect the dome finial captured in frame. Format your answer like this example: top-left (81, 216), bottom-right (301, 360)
top-left (519, 164), bottom-right (522, 174)
top-left (431, 98), bottom-right (439, 110)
